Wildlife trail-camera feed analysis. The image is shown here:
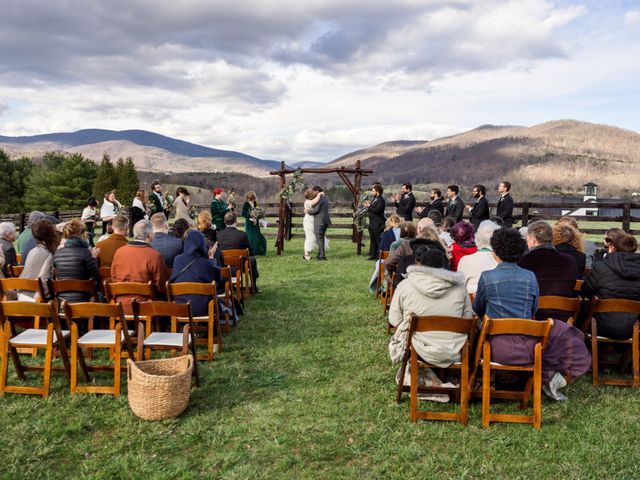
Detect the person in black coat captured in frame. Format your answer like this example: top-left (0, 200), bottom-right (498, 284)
top-left (496, 181), bottom-right (514, 228)
top-left (467, 184), bottom-right (490, 231)
top-left (365, 184), bottom-right (386, 259)
top-left (417, 188), bottom-right (445, 219)
top-left (53, 219), bottom-right (99, 302)
top-left (582, 234), bottom-right (640, 339)
top-left (394, 183), bottom-right (416, 221)
top-left (217, 211), bottom-right (260, 289)
top-left (445, 185), bottom-right (464, 223)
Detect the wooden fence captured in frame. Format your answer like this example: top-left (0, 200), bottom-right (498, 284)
top-left (2, 200), bottom-right (639, 241)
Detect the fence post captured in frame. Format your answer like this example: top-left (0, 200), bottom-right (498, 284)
top-left (521, 202), bottom-right (530, 227)
top-left (622, 203), bottom-right (631, 233)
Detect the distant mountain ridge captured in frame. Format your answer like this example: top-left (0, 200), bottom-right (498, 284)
top-left (0, 128), bottom-right (281, 176)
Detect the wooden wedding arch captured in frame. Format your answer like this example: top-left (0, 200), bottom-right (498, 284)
top-left (269, 160), bottom-right (373, 255)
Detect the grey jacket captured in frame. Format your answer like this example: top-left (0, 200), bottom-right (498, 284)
top-left (307, 194), bottom-right (331, 229)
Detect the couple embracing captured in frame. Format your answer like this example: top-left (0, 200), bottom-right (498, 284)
top-left (303, 186), bottom-right (332, 261)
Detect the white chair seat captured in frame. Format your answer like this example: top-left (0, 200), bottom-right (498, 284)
top-left (231, 278), bottom-right (238, 284)
top-left (10, 329), bottom-right (70, 346)
top-left (143, 332), bottom-right (189, 348)
top-left (175, 315), bottom-right (209, 321)
top-left (78, 329), bottom-right (134, 345)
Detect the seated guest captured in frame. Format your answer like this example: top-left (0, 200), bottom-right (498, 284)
top-left (172, 218), bottom-right (192, 240)
top-left (52, 219), bottom-right (99, 302)
top-left (473, 228), bottom-right (590, 401)
top-left (217, 211), bottom-right (260, 290)
top-left (552, 221), bottom-right (586, 278)
top-left (519, 220), bottom-right (577, 298)
top-left (449, 221), bottom-right (477, 272)
top-left (21, 215), bottom-right (60, 265)
top-left (0, 222), bottom-right (18, 277)
top-left (582, 234), bottom-right (640, 340)
top-left (111, 220), bottom-right (169, 314)
top-left (197, 211), bottom-right (217, 248)
top-left (390, 221), bottom-right (416, 253)
top-left (150, 213), bottom-right (183, 268)
top-left (555, 216), bottom-right (596, 269)
top-left (96, 215), bottom-right (129, 267)
top-left (379, 214), bottom-right (402, 253)
top-left (593, 227), bottom-right (625, 263)
top-left (439, 217), bottom-right (455, 247)
top-left (385, 218), bottom-right (447, 287)
top-left (388, 245), bottom-right (473, 370)
top-left (170, 230), bottom-right (224, 316)
top-left (16, 211), bottom-right (44, 256)
top-left (457, 220), bottom-right (500, 294)
top-left (19, 220), bottom-right (61, 300)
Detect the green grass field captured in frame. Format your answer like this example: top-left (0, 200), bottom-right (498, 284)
top-left (2, 238), bottom-right (640, 479)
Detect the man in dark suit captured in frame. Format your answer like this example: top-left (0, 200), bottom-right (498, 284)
top-left (467, 184), bottom-right (490, 231)
top-left (149, 181), bottom-right (171, 219)
top-left (394, 183), bottom-right (415, 221)
top-left (496, 180), bottom-right (514, 228)
top-left (445, 185), bottom-right (464, 223)
top-left (364, 184), bottom-right (386, 259)
top-left (150, 213), bottom-right (183, 267)
top-left (307, 186), bottom-right (332, 260)
top-left (217, 211), bottom-right (260, 288)
top-left (417, 188), bottom-right (445, 219)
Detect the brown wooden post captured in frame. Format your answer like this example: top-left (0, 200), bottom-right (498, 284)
top-left (521, 202), bottom-right (530, 227)
top-left (19, 213), bottom-right (26, 233)
top-left (622, 203), bottom-right (631, 233)
top-left (276, 162), bottom-right (286, 255)
top-left (354, 161), bottom-right (363, 255)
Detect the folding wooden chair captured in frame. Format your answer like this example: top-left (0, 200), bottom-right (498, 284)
top-left (8, 265), bottom-right (24, 278)
top-left (220, 254), bottom-right (246, 308)
top-left (222, 248), bottom-right (254, 297)
top-left (583, 297), bottom-right (640, 387)
top-left (218, 266), bottom-right (238, 333)
top-left (0, 278), bottom-right (48, 356)
top-left (98, 266), bottom-right (112, 296)
top-left (63, 301), bottom-right (135, 396)
top-left (47, 279), bottom-right (98, 305)
top-left (396, 314), bottom-right (477, 425)
top-left (166, 281), bottom-right (222, 360)
top-left (574, 279), bottom-right (584, 296)
top-left (0, 301), bottom-right (71, 398)
top-left (375, 250), bottom-right (390, 299)
top-left (132, 300), bottom-right (200, 387)
top-left (474, 317), bottom-right (553, 429)
top-left (536, 296), bottom-right (582, 326)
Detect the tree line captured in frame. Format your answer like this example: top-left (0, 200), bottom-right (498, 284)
top-left (0, 150), bottom-right (140, 214)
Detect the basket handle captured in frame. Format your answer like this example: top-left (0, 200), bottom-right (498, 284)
top-left (186, 354), bottom-right (193, 371)
top-left (127, 359), bottom-right (133, 381)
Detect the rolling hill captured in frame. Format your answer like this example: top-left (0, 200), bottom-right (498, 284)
top-left (0, 129), bottom-right (280, 177)
top-left (326, 120), bottom-right (640, 196)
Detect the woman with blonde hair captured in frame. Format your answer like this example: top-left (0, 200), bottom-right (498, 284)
top-left (379, 214), bottom-right (402, 253)
top-left (242, 191), bottom-right (267, 256)
top-left (303, 188), bottom-right (324, 260)
top-left (552, 222), bottom-right (586, 278)
top-left (197, 211), bottom-right (217, 248)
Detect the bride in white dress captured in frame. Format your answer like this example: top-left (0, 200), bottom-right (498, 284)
top-left (303, 189), bottom-right (324, 260)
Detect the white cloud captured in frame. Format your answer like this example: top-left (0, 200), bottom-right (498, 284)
top-left (624, 10), bottom-right (640, 28)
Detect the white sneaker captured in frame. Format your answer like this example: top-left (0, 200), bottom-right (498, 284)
top-left (544, 372), bottom-right (568, 401)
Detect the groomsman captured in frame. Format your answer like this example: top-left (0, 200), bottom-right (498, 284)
top-left (445, 185), bottom-right (464, 223)
top-left (496, 181), bottom-right (514, 228)
top-left (417, 188), bottom-right (445, 219)
top-left (364, 184), bottom-right (386, 259)
top-left (467, 184), bottom-right (490, 231)
top-left (394, 183), bottom-right (416, 221)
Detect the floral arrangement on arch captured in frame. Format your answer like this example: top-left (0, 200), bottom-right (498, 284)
top-left (276, 169), bottom-right (306, 200)
top-left (353, 191), bottom-right (373, 232)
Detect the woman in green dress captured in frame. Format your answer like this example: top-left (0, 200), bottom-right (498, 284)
top-left (242, 191), bottom-right (267, 256)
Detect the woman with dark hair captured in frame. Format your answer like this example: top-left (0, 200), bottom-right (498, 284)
top-left (389, 244), bottom-right (473, 371)
top-left (449, 221), bottom-right (477, 271)
top-left (552, 222), bottom-right (586, 278)
top-left (242, 191), bottom-right (267, 256)
top-left (172, 218), bottom-right (191, 240)
top-left (19, 220), bottom-right (60, 300)
top-left (53, 218), bottom-right (99, 302)
top-left (389, 221), bottom-right (416, 253)
top-left (175, 187), bottom-right (197, 228)
top-left (131, 189), bottom-right (149, 227)
top-left (100, 190), bottom-right (121, 235)
top-left (582, 234), bottom-right (640, 339)
top-left (439, 216), bottom-right (455, 247)
top-left (474, 228), bottom-right (590, 401)
top-left (81, 197), bottom-right (99, 247)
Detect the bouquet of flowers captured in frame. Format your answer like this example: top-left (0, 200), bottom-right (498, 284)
top-left (226, 191), bottom-right (236, 208)
top-left (353, 192), bottom-right (373, 232)
top-left (250, 205), bottom-right (265, 225)
top-left (189, 205), bottom-right (198, 220)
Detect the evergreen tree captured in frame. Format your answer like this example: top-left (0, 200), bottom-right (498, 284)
top-left (92, 154), bottom-right (117, 199)
top-left (0, 150), bottom-right (34, 214)
top-left (24, 152), bottom-right (97, 211)
top-left (116, 157), bottom-right (140, 205)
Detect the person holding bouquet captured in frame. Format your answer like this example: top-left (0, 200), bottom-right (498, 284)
top-left (242, 191), bottom-right (267, 256)
top-left (210, 188), bottom-right (233, 231)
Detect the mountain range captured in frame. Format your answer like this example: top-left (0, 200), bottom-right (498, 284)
top-left (2, 120), bottom-right (639, 196)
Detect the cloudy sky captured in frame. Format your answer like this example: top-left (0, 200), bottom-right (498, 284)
top-left (1, 0), bottom-right (639, 162)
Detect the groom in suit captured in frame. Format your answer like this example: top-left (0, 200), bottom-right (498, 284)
top-left (307, 186), bottom-right (331, 260)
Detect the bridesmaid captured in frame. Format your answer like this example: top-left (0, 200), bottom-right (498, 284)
top-left (241, 192), bottom-right (267, 256)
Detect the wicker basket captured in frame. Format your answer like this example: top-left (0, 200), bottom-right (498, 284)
top-left (127, 355), bottom-right (193, 420)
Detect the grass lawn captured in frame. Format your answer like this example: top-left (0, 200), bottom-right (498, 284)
top-left (2, 238), bottom-right (640, 479)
